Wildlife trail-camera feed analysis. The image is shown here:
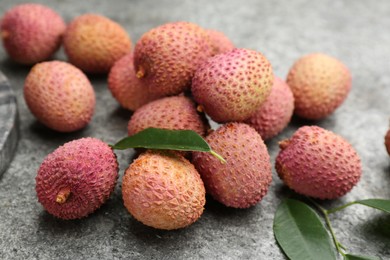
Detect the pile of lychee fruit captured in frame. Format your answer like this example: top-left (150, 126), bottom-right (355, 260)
top-left (1, 3), bottom-right (369, 230)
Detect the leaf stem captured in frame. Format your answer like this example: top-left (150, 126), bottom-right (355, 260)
top-left (322, 210), bottom-right (346, 257)
top-left (327, 201), bottom-right (357, 214)
top-left (210, 150), bottom-right (226, 164)
top-left (308, 198), bottom-right (346, 257)
top-left (338, 242), bottom-right (347, 251)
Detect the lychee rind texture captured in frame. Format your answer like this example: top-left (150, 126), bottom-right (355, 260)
top-left (206, 29), bottom-right (235, 56)
top-left (36, 138), bottom-right (119, 220)
top-left (191, 48), bottom-right (273, 123)
top-left (192, 123), bottom-right (272, 208)
top-left (122, 151), bottom-right (206, 230)
top-left (275, 126), bottom-right (362, 199)
top-left (133, 21), bottom-right (212, 96)
top-left (108, 53), bottom-right (163, 111)
top-left (286, 53), bottom-right (351, 120)
top-left (24, 61), bottom-right (95, 132)
top-left (0, 3), bottom-right (66, 65)
top-left (385, 128), bottom-right (390, 156)
top-left (127, 96), bottom-right (208, 136)
top-left (63, 14), bottom-right (132, 74)
top-left (245, 76), bottom-right (294, 140)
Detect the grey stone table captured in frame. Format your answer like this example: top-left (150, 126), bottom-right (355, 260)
top-left (0, 71), bottom-right (18, 177)
top-left (0, 0), bottom-right (389, 259)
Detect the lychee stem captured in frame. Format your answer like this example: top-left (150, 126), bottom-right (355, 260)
top-left (56, 187), bottom-right (71, 204)
top-left (210, 150), bottom-right (226, 164)
top-left (136, 67), bottom-right (145, 78)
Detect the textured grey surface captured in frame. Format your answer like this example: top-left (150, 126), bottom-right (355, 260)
top-left (0, 71), bottom-right (18, 177)
top-left (0, 0), bottom-right (389, 259)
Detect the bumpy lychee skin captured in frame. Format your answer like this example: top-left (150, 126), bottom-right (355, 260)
top-left (286, 53), bottom-right (351, 120)
top-left (192, 123), bottom-right (272, 208)
top-left (134, 21), bottom-right (212, 96)
top-left (108, 53), bottom-right (162, 111)
top-left (122, 150), bottom-right (206, 230)
top-left (385, 128), bottom-right (390, 156)
top-left (275, 126), bottom-right (362, 199)
top-left (36, 138), bottom-right (119, 220)
top-left (206, 29), bottom-right (235, 56)
top-left (127, 96), bottom-right (208, 136)
top-left (24, 61), bottom-right (95, 132)
top-left (1, 3), bottom-right (66, 64)
top-left (63, 14), bottom-right (132, 74)
top-left (191, 48), bottom-right (273, 123)
top-left (245, 77), bottom-right (294, 140)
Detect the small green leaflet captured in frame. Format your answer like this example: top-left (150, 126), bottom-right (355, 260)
top-left (355, 199), bottom-right (390, 214)
top-left (110, 128), bottom-right (225, 163)
top-left (344, 254), bottom-right (382, 260)
top-left (111, 128), bottom-right (209, 151)
top-left (273, 199), bottom-right (337, 260)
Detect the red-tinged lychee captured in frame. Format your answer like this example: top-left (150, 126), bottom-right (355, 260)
top-left (192, 123), bottom-right (272, 208)
top-left (134, 21), bottom-right (212, 96)
top-left (24, 61), bottom-right (95, 132)
top-left (275, 126), bottom-right (362, 199)
top-left (286, 53), bottom-right (351, 120)
top-left (127, 95), bottom-right (208, 136)
top-left (1, 3), bottom-right (66, 64)
top-left (63, 14), bottom-right (132, 74)
top-left (36, 138), bottom-right (119, 219)
top-left (122, 150), bottom-right (205, 230)
top-left (191, 48), bottom-right (273, 123)
top-left (108, 53), bottom-right (162, 111)
top-left (245, 77), bottom-right (294, 140)
top-left (206, 29), bottom-right (235, 56)
top-left (385, 128), bottom-right (390, 156)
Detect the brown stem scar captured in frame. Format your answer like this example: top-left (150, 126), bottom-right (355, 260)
top-left (278, 139), bottom-right (290, 149)
top-left (1, 30), bottom-right (9, 40)
top-left (56, 187), bottom-right (71, 204)
top-left (136, 67), bottom-right (145, 78)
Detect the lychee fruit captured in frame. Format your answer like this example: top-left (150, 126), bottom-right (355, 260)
top-left (122, 150), bottom-right (206, 230)
top-left (191, 48), bottom-right (273, 123)
top-left (1, 3), bottom-right (66, 64)
top-left (275, 126), bottom-right (362, 199)
top-left (108, 53), bottom-right (162, 111)
top-left (134, 21), bottom-right (212, 96)
top-left (244, 76), bottom-right (294, 140)
top-left (286, 53), bottom-right (351, 120)
top-left (192, 123), bottom-right (272, 208)
top-left (206, 29), bottom-right (235, 56)
top-left (63, 14), bottom-right (132, 74)
top-left (385, 128), bottom-right (390, 156)
top-left (127, 95), bottom-right (208, 136)
top-left (24, 61), bottom-right (95, 132)
top-left (36, 138), bottom-right (119, 220)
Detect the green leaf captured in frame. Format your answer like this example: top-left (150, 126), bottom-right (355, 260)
top-left (111, 128), bottom-right (209, 151)
top-left (344, 253), bottom-right (381, 260)
top-left (110, 128), bottom-right (225, 163)
top-left (273, 199), bottom-right (337, 260)
top-left (355, 199), bottom-right (390, 213)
